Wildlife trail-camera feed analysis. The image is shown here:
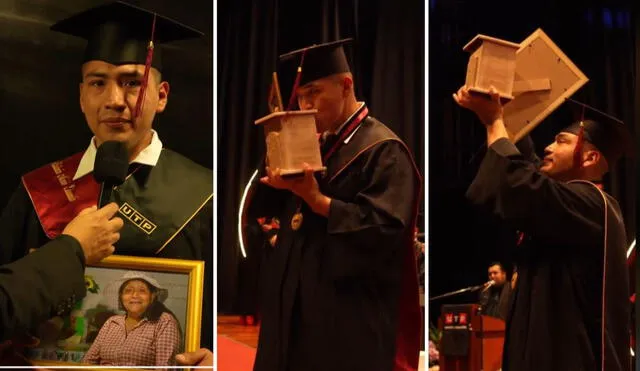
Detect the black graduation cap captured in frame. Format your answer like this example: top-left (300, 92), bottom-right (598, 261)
top-left (50, 1), bottom-right (203, 118)
top-left (49, 0), bottom-right (203, 71)
top-left (560, 97), bottom-right (634, 166)
top-left (279, 38), bottom-right (353, 86)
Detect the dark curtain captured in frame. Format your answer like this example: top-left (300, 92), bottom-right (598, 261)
top-left (370, 1), bottom-right (425, 173)
top-left (217, 0), bottom-right (280, 314)
top-left (217, 0), bottom-right (425, 313)
top-left (428, 0), bottom-right (637, 326)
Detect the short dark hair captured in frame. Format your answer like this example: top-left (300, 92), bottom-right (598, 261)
top-left (488, 262), bottom-right (505, 272)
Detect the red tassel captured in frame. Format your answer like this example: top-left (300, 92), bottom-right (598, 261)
top-left (134, 14), bottom-right (157, 118)
top-left (573, 122), bottom-right (585, 168)
top-left (286, 50), bottom-right (306, 111)
top-left (573, 105), bottom-right (586, 169)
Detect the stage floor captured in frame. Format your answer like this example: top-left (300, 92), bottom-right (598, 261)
top-left (216, 315), bottom-right (426, 370)
top-left (217, 315), bottom-right (259, 371)
top-left (217, 315), bottom-right (260, 348)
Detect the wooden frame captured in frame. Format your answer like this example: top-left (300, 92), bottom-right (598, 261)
top-left (503, 28), bottom-right (589, 142)
top-left (25, 255), bottom-right (204, 369)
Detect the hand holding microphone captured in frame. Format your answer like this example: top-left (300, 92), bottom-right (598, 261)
top-left (62, 140), bottom-right (129, 265)
top-left (62, 203), bottom-right (124, 265)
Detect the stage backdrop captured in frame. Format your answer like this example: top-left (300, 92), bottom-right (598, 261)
top-left (428, 0), bottom-right (637, 326)
top-left (217, 0), bottom-right (425, 313)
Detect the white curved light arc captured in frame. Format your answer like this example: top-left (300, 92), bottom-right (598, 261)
top-left (237, 169), bottom-right (259, 259)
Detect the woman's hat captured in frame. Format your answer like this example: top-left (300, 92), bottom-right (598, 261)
top-left (101, 271), bottom-right (168, 311)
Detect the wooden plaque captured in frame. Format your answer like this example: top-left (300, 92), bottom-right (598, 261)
top-left (254, 110), bottom-right (326, 177)
top-left (463, 34), bottom-right (521, 101)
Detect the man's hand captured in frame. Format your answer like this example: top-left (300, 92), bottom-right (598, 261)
top-left (453, 85), bottom-right (504, 126)
top-left (62, 203), bottom-right (124, 265)
top-left (453, 86), bottom-right (510, 146)
top-left (260, 163), bottom-right (331, 217)
top-left (175, 348), bottom-right (213, 367)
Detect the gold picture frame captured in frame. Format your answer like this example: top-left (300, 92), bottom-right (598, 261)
top-left (24, 255), bottom-right (204, 369)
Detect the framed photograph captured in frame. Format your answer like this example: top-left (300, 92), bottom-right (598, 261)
top-left (24, 255), bottom-right (204, 368)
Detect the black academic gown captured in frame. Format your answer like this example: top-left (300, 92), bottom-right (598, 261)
top-left (235, 219), bottom-right (267, 316)
top-left (479, 283), bottom-right (511, 321)
top-left (0, 149), bottom-right (213, 351)
top-left (252, 110), bottom-right (422, 371)
top-left (0, 235), bottom-right (86, 341)
top-left (466, 137), bottom-right (630, 371)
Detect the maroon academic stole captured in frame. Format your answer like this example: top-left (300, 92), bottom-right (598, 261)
top-left (21, 152), bottom-right (100, 239)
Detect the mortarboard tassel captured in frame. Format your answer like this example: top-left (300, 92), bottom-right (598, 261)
top-left (286, 50), bottom-right (306, 111)
top-left (268, 72), bottom-right (284, 113)
top-left (134, 14), bottom-right (157, 118)
top-left (572, 107), bottom-right (586, 168)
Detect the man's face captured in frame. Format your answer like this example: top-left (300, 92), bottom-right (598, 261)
top-left (296, 75), bottom-right (347, 133)
top-left (488, 265), bottom-right (506, 286)
top-left (79, 61), bottom-right (169, 153)
top-left (539, 132), bottom-right (580, 180)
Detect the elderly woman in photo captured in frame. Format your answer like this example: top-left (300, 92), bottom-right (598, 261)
top-left (82, 272), bottom-right (182, 366)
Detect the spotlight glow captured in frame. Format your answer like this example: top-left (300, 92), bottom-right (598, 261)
top-left (238, 169), bottom-right (259, 258)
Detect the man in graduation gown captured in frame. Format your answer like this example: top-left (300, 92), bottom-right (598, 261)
top-left (454, 86), bottom-right (631, 371)
top-left (251, 39), bottom-right (423, 371)
top-left (0, 2), bottom-right (213, 350)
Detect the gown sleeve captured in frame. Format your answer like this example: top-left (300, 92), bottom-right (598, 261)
top-left (466, 138), bottom-right (605, 246)
top-left (324, 140), bottom-right (419, 279)
top-left (0, 234), bottom-right (87, 341)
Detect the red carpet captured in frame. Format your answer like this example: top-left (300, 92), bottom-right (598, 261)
top-left (217, 334), bottom-right (256, 371)
top-left (216, 333), bottom-right (425, 370)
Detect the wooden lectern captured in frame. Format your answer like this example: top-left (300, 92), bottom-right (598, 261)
top-left (438, 304), bottom-right (505, 371)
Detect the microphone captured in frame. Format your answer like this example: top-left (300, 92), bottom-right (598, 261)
top-left (481, 280), bottom-right (495, 292)
top-left (430, 280), bottom-right (497, 301)
top-left (93, 141), bottom-right (129, 207)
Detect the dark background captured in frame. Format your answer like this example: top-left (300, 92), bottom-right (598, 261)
top-left (217, 0), bottom-right (425, 313)
top-left (428, 0), bottom-right (637, 326)
top-left (0, 0), bottom-right (213, 212)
